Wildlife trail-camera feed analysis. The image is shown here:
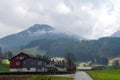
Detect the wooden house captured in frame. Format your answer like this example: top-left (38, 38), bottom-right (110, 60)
top-left (9, 52), bottom-right (29, 72)
top-left (9, 52), bottom-right (56, 72)
top-left (21, 57), bottom-right (48, 72)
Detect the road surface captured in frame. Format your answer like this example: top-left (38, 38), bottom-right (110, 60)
top-left (74, 71), bottom-right (93, 80)
top-left (50, 71), bottom-right (93, 80)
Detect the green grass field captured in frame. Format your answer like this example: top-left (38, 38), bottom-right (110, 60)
top-left (0, 59), bottom-right (9, 72)
top-left (0, 63), bottom-right (9, 72)
top-left (78, 62), bottom-right (86, 66)
top-left (2, 59), bottom-right (10, 64)
top-left (87, 70), bottom-right (120, 80)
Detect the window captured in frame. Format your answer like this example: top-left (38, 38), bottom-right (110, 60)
top-left (27, 68), bottom-right (30, 70)
top-left (16, 62), bottom-right (20, 65)
top-left (38, 61), bottom-right (42, 65)
top-left (31, 61), bottom-right (35, 64)
top-left (24, 62), bottom-right (26, 64)
top-left (20, 57), bottom-right (24, 60)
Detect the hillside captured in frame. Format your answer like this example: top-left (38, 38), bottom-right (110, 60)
top-left (0, 24), bottom-right (84, 50)
top-left (11, 46), bottom-right (46, 56)
top-left (111, 30), bottom-right (120, 37)
top-left (25, 37), bottom-right (120, 64)
top-left (25, 38), bottom-right (81, 58)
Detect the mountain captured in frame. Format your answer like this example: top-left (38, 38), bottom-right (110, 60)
top-left (25, 38), bottom-right (80, 57)
top-left (0, 24), bottom-right (84, 50)
top-left (111, 30), bottom-right (120, 37)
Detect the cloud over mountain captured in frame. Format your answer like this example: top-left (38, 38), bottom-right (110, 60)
top-left (0, 0), bottom-right (120, 39)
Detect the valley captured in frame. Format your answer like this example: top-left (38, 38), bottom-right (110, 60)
top-left (0, 24), bottom-right (120, 80)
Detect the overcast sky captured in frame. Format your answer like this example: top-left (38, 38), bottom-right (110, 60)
top-left (0, 0), bottom-right (120, 39)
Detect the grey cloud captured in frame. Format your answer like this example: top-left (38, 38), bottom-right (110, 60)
top-left (0, 0), bottom-right (119, 39)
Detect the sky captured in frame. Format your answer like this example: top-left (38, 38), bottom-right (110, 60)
top-left (0, 0), bottom-right (120, 39)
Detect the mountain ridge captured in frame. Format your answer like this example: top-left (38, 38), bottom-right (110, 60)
top-left (111, 30), bottom-right (120, 37)
top-left (0, 24), bottom-right (84, 50)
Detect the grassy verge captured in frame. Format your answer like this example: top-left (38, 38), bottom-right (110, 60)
top-left (0, 63), bottom-right (9, 72)
top-left (28, 75), bottom-right (73, 80)
top-left (87, 70), bottom-right (120, 80)
top-left (2, 59), bottom-right (10, 65)
top-left (0, 75), bottom-right (73, 80)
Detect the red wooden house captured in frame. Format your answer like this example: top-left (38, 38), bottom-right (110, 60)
top-left (9, 52), bottom-right (58, 72)
top-left (9, 52), bottom-right (29, 72)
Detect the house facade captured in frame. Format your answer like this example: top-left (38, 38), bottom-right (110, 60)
top-left (9, 52), bottom-right (56, 72)
top-left (21, 57), bottom-right (48, 72)
top-left (9, 52), bottom-right (29, 72)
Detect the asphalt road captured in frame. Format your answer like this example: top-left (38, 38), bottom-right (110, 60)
top-left (74, 71), bottom-right (93, 80)
top-left (49, 71), bottom-right (93, 80)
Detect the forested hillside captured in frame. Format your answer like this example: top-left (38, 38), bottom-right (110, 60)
top-left (25, 37), bottom-right (120, 64)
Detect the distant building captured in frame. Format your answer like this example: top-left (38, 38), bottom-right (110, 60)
top-left (92, 65), bottom-right (105, 70)
top-left (112, 60), bottom-right (120, 69)
top-left (77, 66), bottom-right (92, 70)
top-left (77, 65), bottom-right (105, 70)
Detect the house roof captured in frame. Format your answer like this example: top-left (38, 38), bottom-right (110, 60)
top-left (77, 66), bottom-right (92, 70)
top-left (9, 52), bottom-right (29, 61)
top-left (21, 56), bottom-right (50, 62)
top-left (10, 52), bottom-right (51, 63)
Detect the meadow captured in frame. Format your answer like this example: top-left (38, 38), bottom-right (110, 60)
top-left (87, 70), bottom-right (120, 80)
top-left (0, 59), bottom-right (9, 72)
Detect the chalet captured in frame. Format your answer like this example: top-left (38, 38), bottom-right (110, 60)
top-left (9, 52), bottom-right (29, 72)
top-left (51, 57), bottom-right (67, 71)
top-left (9, 52), bottom-right (56, 72)
top-left (21, 57), bottom-right (48, 72)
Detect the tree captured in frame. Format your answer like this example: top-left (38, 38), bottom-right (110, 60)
top-left (61, 60), bottom-right (65, 66)
top-left (0, 47), bottom-right (2, 59)
top-left (8, 51), bottom-right (13, 59)
top-left (42, 55), bottom-right (49, 61)
top-left (20, 45), bottom-right (24, 50)
top-left (65, 52), bottom-right (76, 72)
top-left (91, 56), bottom-right (108, 65)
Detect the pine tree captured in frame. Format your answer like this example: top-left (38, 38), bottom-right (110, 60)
top-left (65, 52), bottom-right (76, 72)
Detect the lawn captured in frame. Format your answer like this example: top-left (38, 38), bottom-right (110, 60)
top-left (78, 62), bottom-right (86, 66)
top-left (0, 75), bottom-right (73, 80)
top-left (87, 70), bottom-right (120, 80)
top-left (0, 59), bottom-right (9, 72)
top-left (0, 63), bottom-right (9, 72)
top-left (2, 59), bottom-right (10, 64)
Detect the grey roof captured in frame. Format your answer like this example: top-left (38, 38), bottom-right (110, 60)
top-left (77, 66), bottom-right (92, 70)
